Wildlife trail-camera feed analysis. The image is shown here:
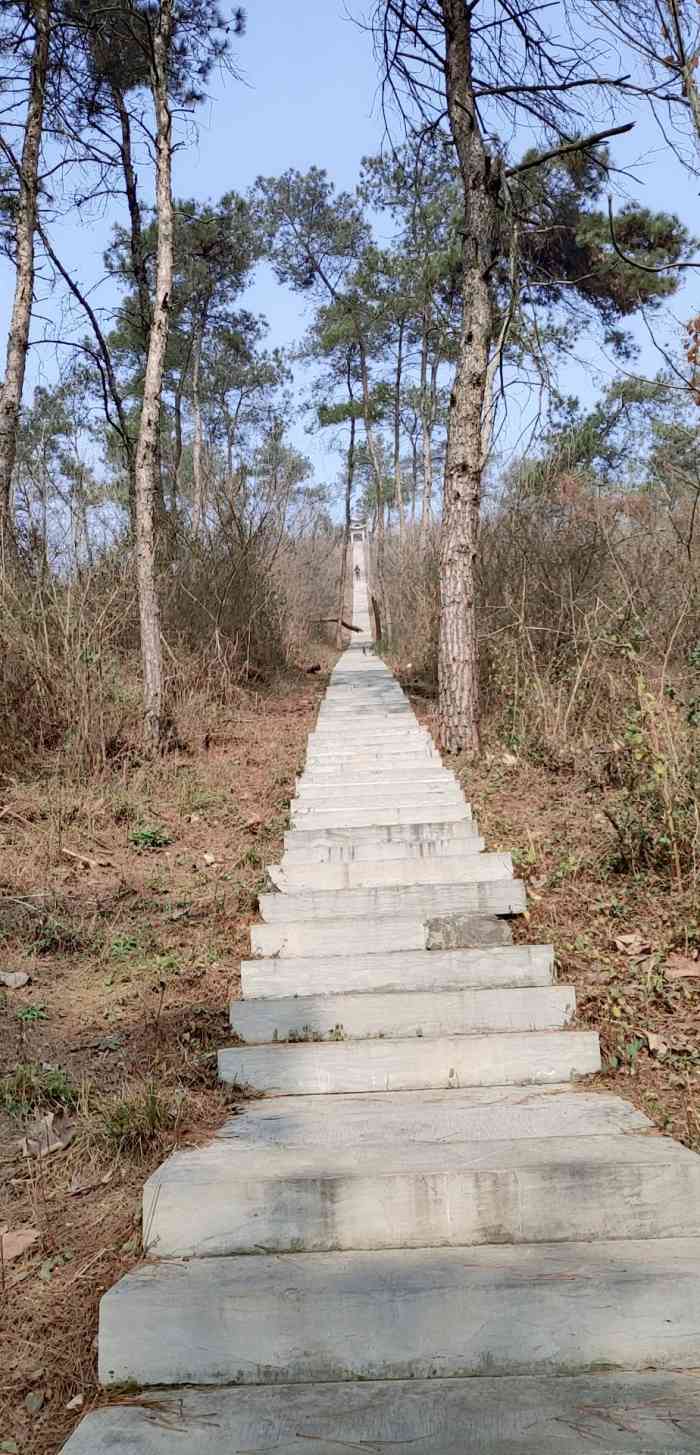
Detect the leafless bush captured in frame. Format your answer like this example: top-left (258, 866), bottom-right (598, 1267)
top-left (0, 519), bottom-right (344, 778)
top-left (382, 470), bottom-right (700, 882)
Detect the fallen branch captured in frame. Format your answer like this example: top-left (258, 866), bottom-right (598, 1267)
top-left (316, 617), bottom-right (361, 632)
top-left (61, 846), bottom-right (113, 870)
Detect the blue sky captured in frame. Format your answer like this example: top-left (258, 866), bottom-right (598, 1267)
top-left (4, 0), bottom-right (700, 497)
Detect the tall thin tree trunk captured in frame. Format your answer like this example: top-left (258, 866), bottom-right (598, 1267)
top-left (393, 317), bottom-right (405, 543)
top-left (336, 393), bottom-right (356, 649)
top-left (112, 85), bottom-right (152, 342)
top-left (418, 327), bottom-right (432, 531)
top-left (420, 352), bottom-right (440, 532)
top-left (133, 0), bottom-right (173, 749)
top-left (191, 317), bottom-right (205, 532)
top-left (437, 0), bottom-right (501, 755)
top-left (357, 338), bottom-right (391, 642)
top-left (0, 0), bottom-right (50, 546)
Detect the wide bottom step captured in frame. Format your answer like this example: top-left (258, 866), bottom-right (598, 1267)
top-left (98, 1238), bottom-right (700, 1386)
top-left (60, 1370), bottom-right (700, 1453)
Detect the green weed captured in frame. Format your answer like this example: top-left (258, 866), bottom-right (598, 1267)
top-left (0, 1063), bottom-right (78, 1115)
top-left (129, 824), bottom-right (171, 851)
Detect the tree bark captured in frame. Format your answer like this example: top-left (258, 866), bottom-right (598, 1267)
top-left (112, 84), bottom-right (152, 343)
top-left (335, 366), bottom-right (356, 648)
top-left (393, 316), bottom-right (405, 543)
top-left (133, 0), bottom-right (173, 749)
top-left (418, 326), bottom-right (433, 531)
top-left (191, 315), bottom-right (205, 532)
top-left (358, 337), bottom-right (391, 642)
top-left (437, 0), bottom-right (501, 755)
top-left (0, 0), bottom-right (50, 547)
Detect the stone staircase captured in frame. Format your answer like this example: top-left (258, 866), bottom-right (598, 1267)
top-left (62, 539), bottom-right (700, 1451)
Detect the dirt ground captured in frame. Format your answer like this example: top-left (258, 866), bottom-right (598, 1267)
top-left (0, 665), bottom-right (330, 1454)
top-left (2, 658), bottom-right (698, 1454)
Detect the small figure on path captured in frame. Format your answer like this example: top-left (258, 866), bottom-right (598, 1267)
top-left (354, 564), bottom-right (361, 580)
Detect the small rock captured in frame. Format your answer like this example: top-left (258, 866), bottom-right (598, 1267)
top-left (65, 1394), bottom-right (84, 1412)
top-left (24, 1389), bottom-right (45, 1415)
top-left (18, 1111), bottom-right (73, 1159)
top-left (427, 913), bottom-right (513, 951)
top-left (0, 971), bottom-right (30, 989)
top-left (202, 852), bottom-right (216, 866)
top-left (0, 1225), bottom-right (39, 1262)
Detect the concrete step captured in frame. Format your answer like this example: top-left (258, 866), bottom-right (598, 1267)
top-left (251, 914), bottom-right (429, 958)
top-left (214, 1085), bottom-right (655, 1149)
top-left (289, 805), bottom-right (472, 830)
top-left (293, 785), bottom-right (466, 809)
top-left (251, 910), bottom-right (513, 959)
top-left (270, 852), bottom-right (512, 892)
top-left (301, 757), bottom-right (448, 773)
top-left (296, 771), bottom-right (457, 793)
top-left (218, 1028), bottom-right (601, 1095)
top-left (258, 878), bottom-right (526, 923)
top-left (306, 743), bottom-right (439, 759)
top-left (98, 1237), bottom-right (700, 1387)
top-left (316, 712), bottom-right (415, 724)
top-left (144, 1132), bottom-right (700, 1258)
top-left (294, 788), bottom-right (462, 808)
top-left (282, 834), bottom-right (486, 864)
top-left (241, 944), bottom-right (554, 999)
top-left (230, 984), bottom-right (575, 1043)
top-left (284, 819), bottom-right (478, 849)
top-left (305, 750), bottom-right (441, 767)
top-left (307, 733), bottom-right (430, 744)
top-left (58, 1370), bottom-right (700, 1453)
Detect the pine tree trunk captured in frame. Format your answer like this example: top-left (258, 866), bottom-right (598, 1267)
top-left (335, 398), bottom-right (356, 649)
top-left (133, 0), bottom-right (173, 750)
top-left (393, 317), bottom-right (405, 543)
top-left (112, 85), bottom-right (152, 342)
top-left (419, 329), bottom-right (433, 531)
top-left (358, 338), bottom-right (391, 642)
top-left (191, 317), bottom-right (205, 532)
top-left (0, 0), bottom-right (50, 547)
top-left (437, 0), bottom-right (501, 755)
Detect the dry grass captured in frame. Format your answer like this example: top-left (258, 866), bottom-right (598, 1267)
top-left (0, 659), bottom-right (333, 1454)
top-left (412, 690), bottom-right (700, 1153)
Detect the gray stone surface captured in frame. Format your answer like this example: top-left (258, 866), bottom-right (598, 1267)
top-left (218, 1028), bottom-right (601, 1095)
top-left (251, 914), bottom-right (428, 959)
top-left (214, 1086), bottom-right (653, 1147)
top-left (229, 984), bottom-right (575, 1043)
top-left (294, 780), bottom-right (464, 805)
top-left (281, 833), bottom-right (485, 863)
top-left (144, 1131), bottom-right (700, 1257)
top-left (288, 803), bottom-right (471, 829)
top-left (240, 943), bottom-right (554, 999)
top-left (284, 817), bottom-right (477, 848)
top-left (98, 1238), bottom-right (700, 1386)
top-left (58, 1372), bottom-right (700, 1454)
top-left (428, 911), bottom-right (514, 949)
top-left (258, 879), bottom-right (526, 923)
top-left (271, 851), bottom-right (512, 892)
